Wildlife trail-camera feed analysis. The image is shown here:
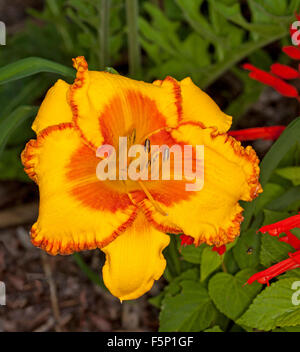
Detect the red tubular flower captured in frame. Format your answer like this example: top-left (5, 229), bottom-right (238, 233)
top-left (270, 63), bottom-right (300, 79)
top-left (247, 251), bottom-right (300, 286)
top-left (259, 213), bottom-right (300, 237)
top-left (282, 46), bottom-right (300, 60)
top-left (243, 63), bottom-right (299, 98)
top-left (212, 244), bottom-right (226, 256)
top-left (278, 231), bottom-right (300, 250)
top-left (243, 14), bottom-right (300, 101)
top-left (247, 213), bottom-right (300, 286)
top-left (228, 126), bottom-right (285, 141)
top-left (180, 234), bottom-right (194, 246)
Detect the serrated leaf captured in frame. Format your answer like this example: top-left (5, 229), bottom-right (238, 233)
top-left (260, 233), bottom-right (292, 268)
top-left (237, 278), bottom-right (300, 330)
top-left (150, 268), bottom-right (199, 309)
top-left (159, 280), bottom-right (218, 332)
top-left (208, 269), bottom-right (262, 320)
top-left (279, 268), bottom-right (300, 280)
top-left (200, 246), bottom-right (222, 281)
top-left (233, 229), bottom-right (261, 269)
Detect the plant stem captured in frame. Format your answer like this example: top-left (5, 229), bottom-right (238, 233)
top-left (99, 0), bottom-right (111, 69)
top-left (73, 252), bottom-right (107, 290)
top-left (163, 235), bottom-right (181, 281)
top-left (200, 32), bottom-right (289, 89)
top-left (221, 259), bottom-right (228, 273)
top-left (126, 0), bottom-right (142, 78)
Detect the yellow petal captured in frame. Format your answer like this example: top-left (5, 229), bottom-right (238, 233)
top-left (70, 57), bottom-right (181, 149)
top-left (102, 213), bottom-right (170, 301)
top-left (22, 123), bottom-right (137, 255)
top-left (180, 77), bottom-right (232, 133)
top-left (32, 79), bottom-right (73, 134)
top-left (140, 123), bottom-right (262, 246)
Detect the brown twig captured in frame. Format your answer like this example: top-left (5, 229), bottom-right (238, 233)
top-left (41, 251), bottom-right (62, 332)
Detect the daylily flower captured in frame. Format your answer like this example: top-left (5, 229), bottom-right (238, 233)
top-left (247, 213), bottom-right (300, 286)
top-left (22, 56), bottom-right (261, 300)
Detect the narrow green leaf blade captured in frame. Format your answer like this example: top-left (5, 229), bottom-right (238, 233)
top-left (0, 105), bottom-right (38, 155)
top-left (0, 57), bottom-right (75, 85)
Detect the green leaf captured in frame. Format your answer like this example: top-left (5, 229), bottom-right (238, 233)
top-left (164, 235), bottom-right (182, 281)
top-left (150, 268), bottom-right (199, 309)
top-left (0, 105), bottom-right (38, 155)
top-left (274, 325), bottom-right (300, 332)
top-left (105, 66), bottom-right (119, 74)
top-left (200, 246), bottom-right (222, 281)
top-left (237, 278), bottom-right (300, 330)
top-left (260, 230), bottom-right (293, 268)
top-left (278, 268), bottom-right (300, 280)
top-left (208, 269), bottom-right (262, 321)
top-left (233, 229), bottom-right (261, 269)
top-left (0, 147), bottom-right (28, 181)
top-left (242, 118), bottom-right (300, 231)
top-left (276, 167), bottom-right (300, 186)
top-left (262, 209), bottom-right (291, 226)
top-left (223, 249), bottom-right (239, 274)
top-left (266, 186), bottom-right (300, 212)
top-left (259, 118), bottom-right (300, 187)
top-left (159, 280), bottom-right (218, 332)
top-left (180, 243), bottom-right (205, 264)
top-left (204, 325), bottom-right (223, 332)
top-left (254, 183), bottom-right (285, 215)
top-left (0, 57), bottom-right (75, 85)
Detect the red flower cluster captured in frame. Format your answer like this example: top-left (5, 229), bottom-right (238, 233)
top-left (243, 12), bottom-right (300, 100)
top-left (228, 14), bottom-right (300, 142)
top-left (247, 213), bottom-right (300, 286)
top-left (180, 234), bottom-right (226, 256)
top-left (180, 234), bottom-right (194, 246)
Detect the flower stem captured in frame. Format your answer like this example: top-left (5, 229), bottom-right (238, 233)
top-left (99, 0), bottom-right (111, 69)
top-left (73, 253), bottom-right (107, 290)
top-left (221, 259), bottom-right (228, 273)
top-left (126, 0), bottom-right (142, 78)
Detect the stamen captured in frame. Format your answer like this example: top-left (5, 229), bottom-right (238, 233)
top-left (137, 180), bottom-right (168, 217)
top-left (142, 126), bottom-right (173, 141)
top-left (131, 128), bottom-right (136, 144)
top-left (128, 128), bottom-right (136, 146)
top-left (144, 138), bottom-right (151, 153)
